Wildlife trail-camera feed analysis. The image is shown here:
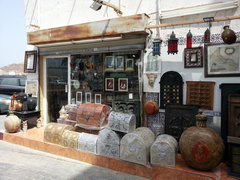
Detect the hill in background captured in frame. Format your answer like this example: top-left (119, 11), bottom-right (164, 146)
top-left (0, 62), bottom-right (24, 75)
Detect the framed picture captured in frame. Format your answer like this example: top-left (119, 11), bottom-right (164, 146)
top-left (105, 56), bottom-right (114, 71)
top-left (95, 94), bottom-right (102, 104)
top-left (184, 47), bottom-right (203, 68)
top-left (126, 59), bottom-right (134, 72)
top-left (106, 94), bottom-right (113, 103)
top-left (115, 56), bottom-right (124, 71)
top-left (105, 78), bottom-right (114, 91)
top-left (205, 42), bottom-right (240, 77)
top-left (25, 80), bottom-right (38, 97)
top-left (85, 92), bottom-right (91, 103)
top-left (118, 78), bottom-right (128, 91)
top-left (24, 50), bottom-right (37, 73)
top-left (76, 91), bottom-right (82, 104)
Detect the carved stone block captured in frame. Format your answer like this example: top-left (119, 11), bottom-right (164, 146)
top-left (108, 111), bottom-right (136, 133)
top-left (44, 123), bottom-right (74, 145)
top-left (61, 130), bottom-right (80, 149)
top-left (97, 128), bottom-right (122, 158)
top-left (120, 127), bottom-right (155, 165)
top-left (78, 133), bottom-right (98, 154)
top-left (150, 134), bottom-right (178, 166)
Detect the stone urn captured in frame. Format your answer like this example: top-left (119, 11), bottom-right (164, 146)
top-left (221, 25), bottom-right (236, 44)
top-left (179, 112), bottom-right (224, 170)
top-left (4, 113), bottom-right (21, 133)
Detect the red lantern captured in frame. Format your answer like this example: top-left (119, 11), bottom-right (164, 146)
top-left (204, 28), bottom-right (210, 43)
top-left (186, 30), bottom-right (192, 49)
top-left (168, 31), bottom-right (178, 55)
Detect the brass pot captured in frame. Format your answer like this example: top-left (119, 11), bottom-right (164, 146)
top-left (221, 25), bottom-right (236, 44)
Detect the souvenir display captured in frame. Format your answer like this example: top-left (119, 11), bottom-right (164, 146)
top-left (165, 104), bottom-right (199, 140)
top-left (184, 47), bottom-right (203, 68)
top-left (78, 132), bottom-right (98, 154)
top-left (152, 38), bottom-right (161, 56)
top-left (4, 113), bottom-right (21, 133)
top-left (44, 123), bottom-right (74, 145)
top-left (186, 30), bottom-right (192, 49)
top-left (61, 130), bottom-right (81, 149)
top-left (179, 113), bottom-right (224, 170)
top-left (160, 71), bottom-right (183, 109)
top-left (97, 128), bottom-right (122, 158)
top-left (167, 31), bottom-right (178, 54)
top-left (204, 28), bottom-right (211, 43)
top-left (120, 127), bottom-right (155, 165)
top-left (186, 81), bottom-right (215, 110)
top-left (150, 134), bottom-right (178, 166)
top-left (108, 111), bottom-right (136, 133)
top-left (76, 103), bottom-right (111, 129)
top-left (221, 25), bottom-right (236, 44)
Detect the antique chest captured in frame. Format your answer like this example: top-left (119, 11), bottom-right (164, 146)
top-left (78, 132), bottom-right (98, 154)
top-left (151, 134), bottom-right (178, 166)
top-left (108, 111), bottom-right (136, 133)
top-left (228, 136), bottom-right (240, 178)
top-left (97, 128), bottom-right (122, 158)
top-left (76, 104), bottom-right (111, 129)
top-left (61, 130), bottom-right (81, 149)
top-left (44, 123), bottom-right (74, 145)
top-left (120, 127), bottom-right (155, 165)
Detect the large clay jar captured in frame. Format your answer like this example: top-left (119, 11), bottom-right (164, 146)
top-left (221, 25), bottom-right (236, 44)
top-left (144, 100), bottom-right (159, 115)
top-left (179, 113), bottom-right (224, 170)
top-left (4, 113), bottom-right (21, 133)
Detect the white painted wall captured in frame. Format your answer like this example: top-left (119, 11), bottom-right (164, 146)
top-left (24, 0), bottom-right (240, 112)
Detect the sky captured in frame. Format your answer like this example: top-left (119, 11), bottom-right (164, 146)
top-left (0, 0), bottom-right (26, 68)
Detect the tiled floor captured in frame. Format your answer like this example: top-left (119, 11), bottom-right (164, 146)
top-left (1, 127), bottom-right (238, 180)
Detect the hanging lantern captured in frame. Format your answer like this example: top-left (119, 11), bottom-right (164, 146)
top-left (186, 30), bottom-right (192, 49)
top-left (152, 38), bottom-right (162, 56)
top-left (204, 28), bottom-right (210, 43)
top-left (168, 31), bottom-right (178, 55)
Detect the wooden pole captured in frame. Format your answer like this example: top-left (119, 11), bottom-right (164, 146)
top-left (145, 15), bottom-right (240, 29)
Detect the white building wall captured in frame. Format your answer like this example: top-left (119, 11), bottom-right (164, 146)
top-left (24, 0), bottom-right (240, 112)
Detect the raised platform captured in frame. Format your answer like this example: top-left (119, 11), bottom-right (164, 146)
top-left (1, 128), bottom-right (237, 180)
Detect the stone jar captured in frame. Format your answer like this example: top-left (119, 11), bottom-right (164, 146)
top-left (179, 113), bottom-right (224, 170)
top-left (221, 25), bottom-right (236, 44)
top-left (4, 113), bottom-right (21, 133)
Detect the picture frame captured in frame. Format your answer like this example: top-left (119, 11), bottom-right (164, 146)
top-left (76, 91), bottom-right (82, 104)
top-left (105, 56), bottom-right (114, 72)
top-left (115, 56), bottom-right (124, 71)
top-left (106, 94), bottom-right (113, 103)
top-left (95, 94), bottom-right (102, 104)
top-left (85, 92), bottom-right (91, 103)
top-left (126, 58), bottom-right (134, 72)
top-left (24, 50), bottom-right (37, 73)
top-left (118, 78), bottom-right (128, 92)
top-left (25, 80), bottom-right (38, 97)
top-left (204, 42), bottom-right (240, 77)
top-left (184, 47), bottom-right (203, 68)
top-left (105, 78), bottom-right (114, 91)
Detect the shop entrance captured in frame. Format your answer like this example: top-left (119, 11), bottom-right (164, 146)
top-left (45, 57), bottom-right (69, 122)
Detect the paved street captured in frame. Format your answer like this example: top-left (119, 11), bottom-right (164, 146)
top-left (0, 141), bottom-right (149, 180)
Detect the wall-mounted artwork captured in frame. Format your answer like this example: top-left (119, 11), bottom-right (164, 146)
top-left (85, 92), bottom-right (91, 103)
top-left (126, 58), bottom-right (134, 72)
top-left (205, 42), bottom-right (240, 77)
top-left (105, 56), bottom-right (114, 72)
top-left (25, 80), bottom-right (38, 97)
top-left (76, 91), bottom-right (82, 104)
top-left (118, 78), bottom-right (128, 91)
top-left (95, 94), bottom-right (102, 104)
top-left (184, 47), bottom-right (203, 68)
top-left (115, 56), bottom-right (124, 71)
top-left (105, 78), bottom-right (114, 91)
top-left (24, 50), bottom-right (37, 73)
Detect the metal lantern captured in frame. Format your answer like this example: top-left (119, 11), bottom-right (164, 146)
top-left (204, 28), bottom-right (210, 43)
top-left (186, 30), bottom-right (192, 49)
top-left (152, 38), bottom-right (161, 56)
top-left (168, 31), bottom-right (178, 55)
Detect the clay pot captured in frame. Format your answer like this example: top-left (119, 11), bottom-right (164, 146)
top-left (144, 100), bottom-right (159, 115)
top-left (179, 113), bottom-right (224, 170)
top-left (4, 113), bottom-right (21, 133)
top-left (221, 25), bottom-right (236, 44)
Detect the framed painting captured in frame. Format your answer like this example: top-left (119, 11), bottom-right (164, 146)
top-left (115, 56), bottom-right (124, 71)
top-left (118, 78), bottom-right (128, 92)
top-left (95, 94), bottom-right (102, 104)
top-left (24, 50), bottom-right (37, 73)
top-left (184, 47), bottom-right (203, 68)
top-left (85, 92), bottom-right (91, 103)
top-left (25, 80), bottom-right (38, 97)
top-left (105, 56), bottom-right (114, 72)
top-left (105, 78), bottom-right (114, 91)
top-left (76, 91), bottom-right (82, 104)
top-left (204, 42), bottom-right (240, 77)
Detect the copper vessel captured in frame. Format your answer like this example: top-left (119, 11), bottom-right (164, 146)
top-left (221, 25), bottom-right (236, 44)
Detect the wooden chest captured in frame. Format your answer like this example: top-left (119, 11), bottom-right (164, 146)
top-left (44, 123), bottom-right (74, 145)
top-left (228, 136), bottom-right (240, 178)
top-left (120, 127), bottom-right (155, 165)
top-left (97, 128), bottom-right (122, 158)
top-left (76, 104), bottom-right (111, 129)
top-left (61, 130), bottom-right (81, 149)
top-left (108, 111), bottom-right (136, 133)
top-left (78, 132), bottom-right (98, 154)
top-left (151, 134), bottom-right (178, 166)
